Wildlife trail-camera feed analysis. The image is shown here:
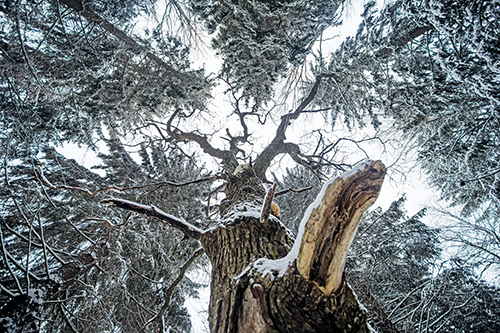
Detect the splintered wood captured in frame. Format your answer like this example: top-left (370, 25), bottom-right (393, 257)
top-left (297, 160), bottom-right (386, 296)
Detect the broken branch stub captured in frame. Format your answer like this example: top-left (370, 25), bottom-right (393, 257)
top-left (260, 183), bottom-right (276, 223)
top-left (297, 160), bottom-right (386, 296)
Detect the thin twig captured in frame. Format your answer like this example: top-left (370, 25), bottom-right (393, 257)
top-left (0, 283), bottom-right (19, 298)
top-left (275, 186), bottom-right (314, 197)
top-left (60, 303), bottom-right (79, 333)
top-left (0, 224), bottom-right (23, 294)
top-left (5, 224), bottom-right (67, 265)
top-left (37, 210), bottom-right (51, 278)
top-left (144, 248), bottom-right (205, 329)
top-left (65, 217), bottom-right (97, 245)
top-left (206, 183), bottom-right (225, 218)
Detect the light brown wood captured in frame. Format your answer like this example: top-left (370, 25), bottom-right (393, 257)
top-left (297, 160), bottom-right (386, 296)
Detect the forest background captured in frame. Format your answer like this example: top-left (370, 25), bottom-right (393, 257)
top-left (1, 0), bottom-right (499, 332)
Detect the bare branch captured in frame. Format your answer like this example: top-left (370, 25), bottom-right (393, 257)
top-left (144, 247), bottom-right (205, 329)
top-left (60, 303), bottom-right (79, 333)
top-left (127, 264), bottom-right (164, 285)
top-left (254, 74), bottom-right (339, 181)
top-left (260, 184), bottom-right (276, 223)
top-left (5, 223), bottom-right (68, 265)
top-left (0, 283), bottom-right (19, 298)
top-left (0, 224), bottom-right (23, 294)
top-left (275, 186), bottom-right (314, 197)
top-left (101, 198), bottom-right (203, 240)
top-left (167, 110), bottom-right (238, 171)
top-left (4, 243), bottom-right (43, 282)
top-left (37, 211), bottom-right (51, 278)
top-left (206, 183), bottom-right (226, 219)
top-left (65, 217), bottom-right (96, 246)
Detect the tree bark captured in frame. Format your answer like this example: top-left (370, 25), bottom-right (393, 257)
top-left (200, 160), bottom-right (386, 332)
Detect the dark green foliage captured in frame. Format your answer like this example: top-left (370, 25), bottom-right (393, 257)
top-left (0, 0), bottom-right (212, 148)
top-left (385, 0), bottom-right (500, 217)
top-left (309, 0), bottom-right (499, 218)
top-left (0, 1), bottom-right (213, 330)
top-left (358, 0), bottom-right (499, 216)
top-left (2, 0), bottom-right (500, 331)
top-left (430, 262), bottom-right (500, 333)
top-left (190, 0), bottom-right (344, 108)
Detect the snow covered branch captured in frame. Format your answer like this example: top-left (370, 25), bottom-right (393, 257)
top-left (260, 184), bottom-right (276, 223)
top-left (376, 25), bottom-right (434, 55)
top-left (101, 198), bottom-right (203, 240)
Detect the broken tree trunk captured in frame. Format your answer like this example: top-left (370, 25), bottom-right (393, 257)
top-left (201, 160), bottom-right (386, 332)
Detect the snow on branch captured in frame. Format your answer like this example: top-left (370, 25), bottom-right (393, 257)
top-left (101, 198), bottom-right (203, 240)
top-left (253, 160), bottom-right (386, 287)
top-left (260, 184), bottom-right (276, 223)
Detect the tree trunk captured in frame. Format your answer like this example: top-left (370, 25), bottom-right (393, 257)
top-left (201, 160), bottom-right (386, 332)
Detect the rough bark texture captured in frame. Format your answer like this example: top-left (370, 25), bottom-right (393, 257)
top-left (200, 160), bottom-right (386, 333)
top-left (201, 215), bottom-right (293, 333)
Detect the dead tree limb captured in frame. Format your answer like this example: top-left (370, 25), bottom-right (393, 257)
top-left (101, 198), bottom-right (203, 240)
top-left (297, 160), bottom-right (386, 296)
top-left (260, 184), bottom-right (276, 223)
top-left (167, 109), bottom-right (239, 172)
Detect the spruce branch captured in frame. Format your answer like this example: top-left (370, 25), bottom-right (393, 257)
top-left (35, 165), bottom-right (217, 197)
